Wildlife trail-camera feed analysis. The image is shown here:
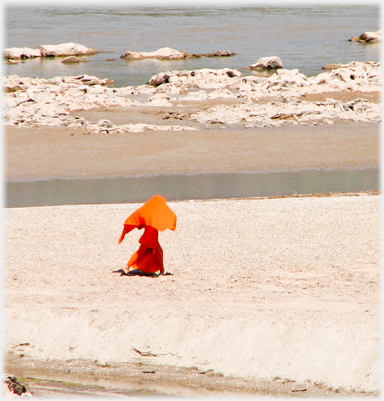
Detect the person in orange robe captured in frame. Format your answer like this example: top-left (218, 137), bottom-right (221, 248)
top-left (118, 195), bottom-right (176, 275)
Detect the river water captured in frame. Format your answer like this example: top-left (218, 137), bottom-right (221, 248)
top-left (5, 4), bottom-right (380, 87)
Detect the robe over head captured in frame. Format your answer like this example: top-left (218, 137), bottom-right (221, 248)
top-left (118, 195), bottom-right (177, 244)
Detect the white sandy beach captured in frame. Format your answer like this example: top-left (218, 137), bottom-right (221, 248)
top-left (4, 193), bottom-right (380, 396)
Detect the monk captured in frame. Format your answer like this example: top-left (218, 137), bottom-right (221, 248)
top-left (118, 195), bottom-right (176, 275)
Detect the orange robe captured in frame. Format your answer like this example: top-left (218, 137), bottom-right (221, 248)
top-left (127, 225), bottom-right (164, 274)
top-left (118, 195), bottom-right (176, 274)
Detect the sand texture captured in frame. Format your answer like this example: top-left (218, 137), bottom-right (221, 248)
top-left (4, 193), bottom-right (380, 396)
top-left (5, 120), bottom-right (379, 182)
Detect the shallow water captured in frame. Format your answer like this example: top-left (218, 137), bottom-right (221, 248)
top-left (6, 169), bottom-right (379, 208)
top-left (5, 5), bottom-right (380, 87)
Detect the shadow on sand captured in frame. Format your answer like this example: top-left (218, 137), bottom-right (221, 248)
top-left (113, 269), bottom-right (173, 277)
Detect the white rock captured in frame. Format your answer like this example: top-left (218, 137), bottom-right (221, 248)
top-left (61, 56), bottom-right (82, 64)
top-left (182, 90), bottom-right (209, 101)
top-left (121, 47), bottom-right (187, 60)
top-left (156, 84), bottom-right (181, 94)
top-left (4, 47), bottom-right (41, 59)
top-left (145, 94), bottom-right (173, 107)
top-left (3, 75), bottom-right (27, 92)
top-left (208, 89), bottom-right (237, 100)
top-left (97, 119), bottom-right (115, 128)
top-left (248, 56), bottom-right (283, 70)
top-left (120, 47), bottom-right (235, 60)
top-left (148, 68), bottom-right (242, 89)
top-left (39, 42), bottom-right (97, 57)
top-left (359, 30), bottom-right (381, 42)
top-left (191, 93), bottom-right (381, 127)
top-left (84, 122), bottom-right (197, 134)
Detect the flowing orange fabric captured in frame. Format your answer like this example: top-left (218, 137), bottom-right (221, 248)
top-left (127, 226), bottom-right (164, 274)
top-left (118, 195), bottom-right (176, 274)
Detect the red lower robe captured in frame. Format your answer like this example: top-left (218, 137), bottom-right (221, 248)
top-left (127, 225), bottom-right (164, 274)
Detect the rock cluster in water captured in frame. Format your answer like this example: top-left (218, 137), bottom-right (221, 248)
top-left (349, 30), bottom-right (381, 43)
top-left (3, 61), bottom-right (381, 133)
top-left (4, 42), bottom-right (97, 60)
top-left (120, 47), bottom-right (235, 60)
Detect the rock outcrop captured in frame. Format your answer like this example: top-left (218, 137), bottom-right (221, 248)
top-left (39, 42), bottom-right (97, 57)
top-left (246, 56), bottom-right (283, 70)
top-left (61, 56), bottom-right (89, 64)
top-left (321, 63), bottom-right (344, 70)
top-left (83, 119), bottom-right (197, 135)
top-left (3, 61), bottom-right (380, 131)
top-left (349, 30), bottom-right (381, 43)
top-left (148, 68), bottom-right (242, 87)
top-left (3, 74), bottom-right (122, 128)
top-left (204, 50), bottom-right (235, 57)
top-left (120, 47), bottom-right (235, 60)
top-left (121, 47), bottom-right (188, 60)
top-left (4, 43), bottom-right (97, 60)
top-left (2, 374), bottom-right (32, 398)
top-left (4, 47), bottom-right (42, 60)
top-left (191, 97), bottom-right (380, 127)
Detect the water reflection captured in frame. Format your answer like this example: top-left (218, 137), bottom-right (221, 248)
top-left (6, 169), bottom-right (379, 208)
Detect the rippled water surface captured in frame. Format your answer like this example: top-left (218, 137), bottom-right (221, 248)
top-left (6, 169), bottom-right (379, 208)
top-left (5, 5), bottom-right (380, 87)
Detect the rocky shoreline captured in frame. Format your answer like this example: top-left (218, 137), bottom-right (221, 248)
top-left (3, 61), bottom-right (381, 134)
